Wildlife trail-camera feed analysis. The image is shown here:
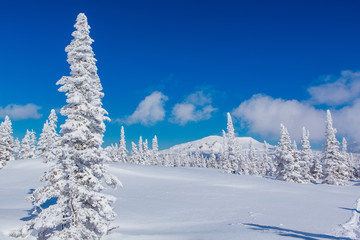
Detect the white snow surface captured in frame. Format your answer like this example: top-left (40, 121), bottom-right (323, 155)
top-left (161, 135), bottom-right (266, 155)
top-left (1, 158), bottom-right (359, 240)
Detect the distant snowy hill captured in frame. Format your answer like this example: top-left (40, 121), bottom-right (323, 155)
top-left (0, 158), bottom-right (358, 239)
top-left (160, 135), bottom-right (268, 155)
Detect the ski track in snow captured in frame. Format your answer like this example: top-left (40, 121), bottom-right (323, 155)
top-left (0, 158), bottom-right (358, 240)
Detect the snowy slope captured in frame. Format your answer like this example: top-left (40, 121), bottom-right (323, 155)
top-left (161, 135), bottom-right (267, 155)
top-left (0, 158), bottom-right (359, 240)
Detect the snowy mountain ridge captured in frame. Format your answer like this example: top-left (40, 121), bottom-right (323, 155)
top-left (160, 135), bottom-right (268, 155)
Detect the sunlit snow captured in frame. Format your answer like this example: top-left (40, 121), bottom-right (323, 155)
top-left (0, 158), bottom-right (358, 240)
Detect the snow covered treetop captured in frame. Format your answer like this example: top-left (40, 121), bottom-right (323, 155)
top-left (326, 110), bottom-right (336, 134)
top-left (74, 13), bottom-right (91, 35)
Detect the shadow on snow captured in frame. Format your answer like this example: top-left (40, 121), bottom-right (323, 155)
top-left (338, 207), bottom-right (360, 214)
top-left (243, 223), bottom-right (354, 240)
top-left (21, 189), bottom-right (58, 222)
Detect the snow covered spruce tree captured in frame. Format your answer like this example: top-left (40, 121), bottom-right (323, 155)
top-left (275, 124), bottom-right (302, 183)
top-left (29, 130), bottom-right (37, 157)
top-left (262, 141), bottom-right (274, 176)
top-left (129, 142), bottom-right (139, 164)
top-left (143, 139), bottom-right (150, 165)
top-left (291, 141), bottom-right (303, 182)
top-left (19, 130), bottom-right (36, 159)
top-left (299, 127), bottom-right (314, 183)
top-left (322, 110), bottom-right (348, 185)
top-left (311, 157), bottom-right (323, 180)
top-left (118, 126), bottom-right (127, 163)
top-left (152, 135), bottom-right (159, 165)
top-left (138, 136), bottom-right (144, 164)
top-left (13, 138), bottom-right (21, 160)
top-left (208, 152), bottom-right (217, 168)
top-left (37, 120), bottom-right (50, 157)
top-left (222, 113), bottom-right (237, 173)
top-left (105, 143), bottom-right (119, 162)
top-left (37, 110), bottom-right (59, 163)
top-left (247, 140), bottom-right (259, 175)
top-left (12, 13), bottom-right (121, 239)
top-left (342, 137), bottom-right (355, 179)
top-left (0, 116), bottom-right (15, 169)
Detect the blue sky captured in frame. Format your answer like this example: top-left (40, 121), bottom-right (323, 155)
top-left (1, 0), bottom-right (360, 150)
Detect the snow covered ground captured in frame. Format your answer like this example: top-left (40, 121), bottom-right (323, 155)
top-left (0, 158), bottom-right (359, 240)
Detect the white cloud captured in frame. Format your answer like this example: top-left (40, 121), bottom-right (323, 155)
top-left (170, 91), bottom-right (217, 125)
top-left (171, 103), bottom-right (216, 125)
top-left (126, 91), bottom-right (168, 126)
top-left (0, 104), bottom-right (42, 120)
top-left (185, 91), bottom-right (212, 106)
top-left (230, 69), bottom-right (360, 148)
top-left (232, 93), bottom-right (360, 145)
top-left (232, 95), bottom-right (325, 141)
top-left (308, 70), bottom-right (360, 106)
top-left (332, 99), bottom-right (360, 144)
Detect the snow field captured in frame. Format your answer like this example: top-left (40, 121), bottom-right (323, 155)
top-left (0, 158), bottom-right (358, 240)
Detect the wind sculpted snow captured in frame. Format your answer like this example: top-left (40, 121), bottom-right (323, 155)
top-left (0, 158), bottom-right (359, 240)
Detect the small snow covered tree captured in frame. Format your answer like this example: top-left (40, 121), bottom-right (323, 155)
top-left (162, 153), bottom-right (172, 167)
top-left (299, 127), bottom-right (314, 183)
top-left (291, 141), bottom-right (303, 183)
top-left (152, 135), bottom-right (159, 165)
top-left (105, 143), bottom-right (119, 162)
top-left (275, 124), bottom-right (302, 183)
top-left (342, 137), bottom-right (348, 153)
top-left (322, 110), bottom-right (348, 185)
top-left (201, 154), bottom-right (207, 168)
top-left (143, 139), bottom-right (150, 165)
top-left (194, 148), bottom-right (201, 167)
top-left (219, 130), bottom-right (228, 169)
top-left (37, 120), bottom-right (50, 158)
top-left (129, 141), bottom-right (139, 164)
top-left (275, 124), bottom-right (292, 180)
top-left (118, 126), bottom-right (127, 163)
top-left (222, 113), bottom-right (237, 173)
top-left (262, 141), bottom-right (274, 176)
top-left (208, 152), bottom-right (217, 168)
top-left (311, 157), bottom-right (323, 180)
top-left (247, 141), bottom-right (259, 175)
top-left (342, 137), bottom-right (355, 179)
top-left (183, 153), bottom-right (191, 167)
top-left (13, 138), bottom-right (21, 160)
top-left (29, 130), bottom-right (37, 157)
top-left (12, 13), bottom-right (121, 240)
top-left (37, 110), bottom-right (59, 163)
top-left (138, 136), bottom-right (144, 164)
top-left (48, 109), bottom-right (58, 133)
top-left (19, 130), bottom-right (36, 159)
top-left (235, 143), bottom-right (248, 174)
top-left (0, 116), bottom-right (14, 169)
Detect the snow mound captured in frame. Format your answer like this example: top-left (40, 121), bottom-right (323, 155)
top-left (161, 135), bottom-right (266, 155)
top-left (335, 198), bottom-right (360, 239)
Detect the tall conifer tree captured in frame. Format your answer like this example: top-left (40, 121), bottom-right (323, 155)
top-left (118, 126), bottom-right (127, 163)
top-left (13, 13), bottom-right (120, 239)
top-left (322, 110), bottom-right (348, 185)
top-left (0, 116), bottom-right (14, 168)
